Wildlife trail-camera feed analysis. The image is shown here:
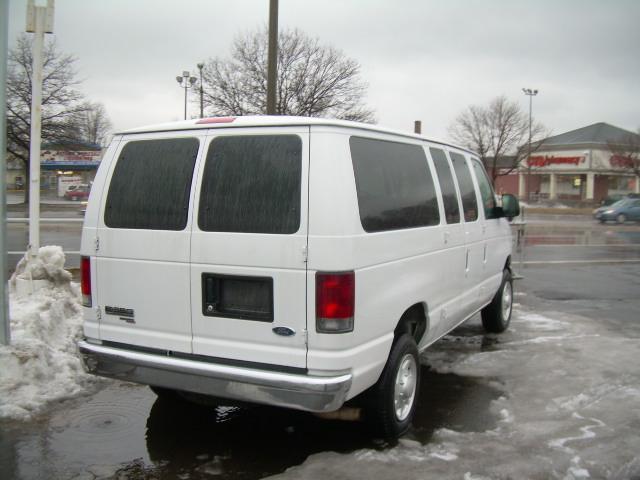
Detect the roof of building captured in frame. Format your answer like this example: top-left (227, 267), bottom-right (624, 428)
top-left (539, 122), bottom-right (640, 147)
top-left (42, 140), bottom-right (102, 151)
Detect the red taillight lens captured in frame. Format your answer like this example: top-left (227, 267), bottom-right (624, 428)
top-left (81, 256), bottom-right (92, 307)
top-left (316, 272), bottom-right (355, 333)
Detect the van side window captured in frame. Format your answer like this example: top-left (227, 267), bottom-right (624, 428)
top-left (430, 148), bottom-right (460, 224)
top-left (198, 135), bottom-right (302, 234)
top-left (350, 136), bottom-right (439, 232)
top-left (105, 138), bottom-right (199, 230)
top-left (449, 152), bottom-right (478, 222)
top-left (471, 158), bottom-right (499, 219)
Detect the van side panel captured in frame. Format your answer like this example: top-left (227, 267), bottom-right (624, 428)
top-left (306, 128), bottom-right (466, 398)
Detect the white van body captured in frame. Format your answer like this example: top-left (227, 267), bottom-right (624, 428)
top-left (79, 116), bottom-right (516, 437)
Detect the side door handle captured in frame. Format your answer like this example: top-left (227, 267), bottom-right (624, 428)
top-left (443, 231), bottom-right (450, 244)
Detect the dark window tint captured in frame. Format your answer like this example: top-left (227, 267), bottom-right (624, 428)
top-left (449, 152), bottom-right (478, 222)
top-left (105, 138), bottom-right (199, 230)
top-left (430, 148), bottom-right (460, 224)
top-left (199, 135), bottom-right (302, 234)
top-left (471, 158), bottom-right (499, 219)
top-left (350, 137), bottom-right (439, 232)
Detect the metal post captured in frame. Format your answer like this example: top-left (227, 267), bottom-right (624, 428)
top-left (1, 0), bottom-right (10, 345)
top-left (266, 0), bottom-right (278, 115)
top-left (176, 70), bottom-right (196, 120)
top-left (26, 0), bottom-right (54, 258)
top-left (197, 62), bottom-right (204, 118)
top-left (522, 88), bottom-right (538, 202)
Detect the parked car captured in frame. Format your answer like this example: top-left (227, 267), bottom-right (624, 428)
top-left (593, 193), bottom-right (640, 219)
top-left (77, 116), bottom-right (519, 438)
top-left (598, 198), bottom-right (640, 223)
top-left (64, 184), bottom-right (90, 201)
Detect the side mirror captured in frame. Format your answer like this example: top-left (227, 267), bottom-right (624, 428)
top-left (501, 194), bottom-right (520, 219)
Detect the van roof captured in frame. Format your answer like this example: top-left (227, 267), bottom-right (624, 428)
top-left (117, 116), bottom-right (475, 155)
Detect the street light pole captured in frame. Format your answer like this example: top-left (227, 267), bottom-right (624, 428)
top-left (176, 70), bottom-right (197, 120)
top-left (522, 87), bottom-right (538, 202)
top-left (197, 62), bottom-right (204, 118)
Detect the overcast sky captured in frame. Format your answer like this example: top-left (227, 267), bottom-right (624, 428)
top-left (7, 0), bottom-right (640, 142)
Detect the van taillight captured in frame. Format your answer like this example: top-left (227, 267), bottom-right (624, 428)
top-left (81, 256), bottom-right (92, 307)
top-left (316, 272), bottom-right (355, 333)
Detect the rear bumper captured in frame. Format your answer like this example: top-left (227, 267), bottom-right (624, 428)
top-left (77, 340), bottom-right (352, 412)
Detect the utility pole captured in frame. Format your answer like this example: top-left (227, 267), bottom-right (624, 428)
top-left (26, 0), bottom-right (55, 259)
top-left (266, 0), bottom-right (278, 115)
top-left (1, 0), bottom-right (10, 345)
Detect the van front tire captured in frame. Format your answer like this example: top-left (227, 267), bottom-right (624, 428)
top-left (366, 334), bottom-right (420, 439)
top-left (481, 269), bottom-right (513, 333)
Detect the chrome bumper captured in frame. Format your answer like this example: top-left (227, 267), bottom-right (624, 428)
top-left (78, 341), bottom-right (352, 412)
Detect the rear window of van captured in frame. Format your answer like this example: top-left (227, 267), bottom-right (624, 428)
top-left (350, 137), bottom-right (439, 232)
top-left (104, 138), bottom-right (199, 230)
top-left (198, 135), bottom-right (302, 234)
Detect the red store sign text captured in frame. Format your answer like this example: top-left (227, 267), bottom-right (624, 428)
top-left (527, 155), bottom-right (585, 167)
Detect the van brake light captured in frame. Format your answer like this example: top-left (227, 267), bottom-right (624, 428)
top-left (81, 256), bottom-right (92, 307)
top-left (316, 272), bottom-right (354, 333)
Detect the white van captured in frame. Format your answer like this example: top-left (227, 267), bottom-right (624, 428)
top-left (78, 116), bottom-right (519, 438)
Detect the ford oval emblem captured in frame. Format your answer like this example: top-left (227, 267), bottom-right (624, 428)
top-left (272, 326), bottom-right (296, 337)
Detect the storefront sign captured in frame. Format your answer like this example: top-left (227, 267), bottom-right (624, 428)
top-left (609, 155), bottom-right (637, 168)
top-left (41, 150), bottom-right (102, 163)
top-left (527, 155), bottom-right (585, 167)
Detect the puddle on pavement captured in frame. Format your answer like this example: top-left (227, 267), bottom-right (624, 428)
top-left (0, 365), bottom-right (501, 480)
top-left (1, 334), bottom-right (503, 480)
top-left (523, 225), bottom-right (640, 246)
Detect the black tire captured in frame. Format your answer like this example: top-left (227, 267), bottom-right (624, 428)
top-left (481, 268), bottom-right (513, 333)
top-left (366, 334), bottom-right (420, 439)
top-left (617, 214), bottom-right (627, 224)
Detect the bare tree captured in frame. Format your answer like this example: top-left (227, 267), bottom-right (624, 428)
top-left (607, 128), bottom-right (640, 178)
top-left (72, 101), bottom-right (113, 146)
top-left (6, 35), bottom-right (88, 202)
top-left (449, 96), bottom-right (546, 184)
top-left (200, 27), bottom-right (376, 122)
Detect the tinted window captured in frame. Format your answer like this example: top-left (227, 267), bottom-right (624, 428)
top-left (449, 152), bottom-right (478, 222)
top-left (198, 135), bottom-right (302, 234)
top-left (430, 148), bottom-right (460, 224)
top-left (350, 137), bottom-right (439, 232)
top-left (105, 138), bottom-right (199, 230)
top-left (471, 158), bottom-right (499, 219)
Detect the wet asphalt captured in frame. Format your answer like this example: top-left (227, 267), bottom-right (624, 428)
top-left (1, 215), bottom-right (639, 479)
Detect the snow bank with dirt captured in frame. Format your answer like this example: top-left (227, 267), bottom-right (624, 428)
top-left (0, 246), bottom-right (95, 421)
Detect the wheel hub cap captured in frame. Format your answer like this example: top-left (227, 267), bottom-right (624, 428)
top-left (502, 281), bottom-right (513, 321)
top-left (394, 354), bottom-right (417, 421)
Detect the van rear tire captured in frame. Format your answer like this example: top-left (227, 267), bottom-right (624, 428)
top-left (481, 269), bottom-right (513, 333)
top-left (366, 334), bottom-right (420, 439)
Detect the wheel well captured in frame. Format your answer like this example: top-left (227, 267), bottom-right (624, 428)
top-left (394, 303), bottom-right (428, 345)
top-left (504, 255), bottom-right (511, 273)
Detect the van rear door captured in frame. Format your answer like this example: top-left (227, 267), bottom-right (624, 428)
top-left (94, 132), bottom-right (203, 353)
top-left (190, 127), bottom-right (309, 369)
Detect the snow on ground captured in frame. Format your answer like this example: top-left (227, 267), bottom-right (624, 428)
top-left (269, 307), bottom-right (640, 480)
top-left (0, 246), bottom-right (95, 421)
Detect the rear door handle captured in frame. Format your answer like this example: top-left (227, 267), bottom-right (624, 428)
top-left (443, 231), bottom-right (450, 244)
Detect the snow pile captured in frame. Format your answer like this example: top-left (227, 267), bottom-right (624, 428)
top-left (0, 246), bottom-right (95, 421)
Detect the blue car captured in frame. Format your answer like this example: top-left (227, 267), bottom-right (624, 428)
top-left (598, 198), bottom-right (640, 224)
